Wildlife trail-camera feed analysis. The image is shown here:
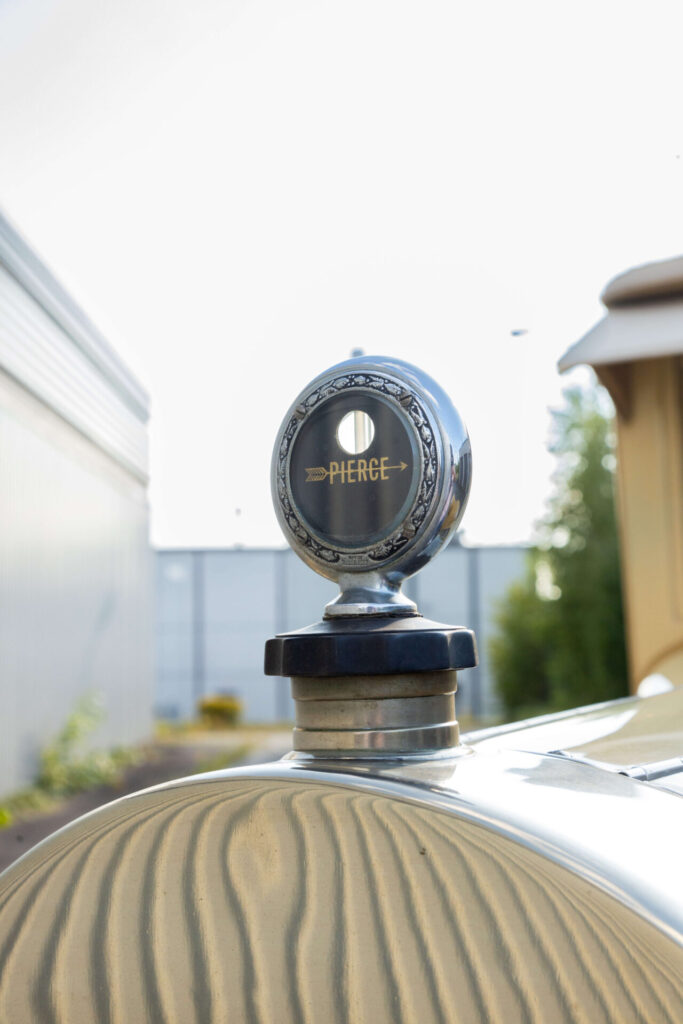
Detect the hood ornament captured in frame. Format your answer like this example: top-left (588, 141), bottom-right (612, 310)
top-left (272, 355), bottom-right (472, 617)
top-left (266, 356), bottom-right (477, 757)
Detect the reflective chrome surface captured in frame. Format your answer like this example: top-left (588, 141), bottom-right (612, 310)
top-left (465, 684), bottom-right (683, 770)
top-left (1, 733), bottom-right (682, 1022)
top-left (291, 670), bottom-right (460, 753)
top-left (271, 356), bottom-right (471, 616)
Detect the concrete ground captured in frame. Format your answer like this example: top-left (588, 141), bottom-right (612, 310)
top-left (0, 727), bottom-right (292, 874)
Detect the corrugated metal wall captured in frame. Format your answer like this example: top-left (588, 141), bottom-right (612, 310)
top-left (155, 544), bottom-right (526, 724)
top-left (0, 213), bottom-right (152, 797)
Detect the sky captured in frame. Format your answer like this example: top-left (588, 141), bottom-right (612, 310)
top-left (1, 0), bottom-right (682, 549)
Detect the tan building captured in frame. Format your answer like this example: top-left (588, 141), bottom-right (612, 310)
top-left (561, 258), bottom-right (683, 691)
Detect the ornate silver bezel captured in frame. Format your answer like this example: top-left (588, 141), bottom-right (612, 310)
top-left (274, 370), bottom-right (441, 573)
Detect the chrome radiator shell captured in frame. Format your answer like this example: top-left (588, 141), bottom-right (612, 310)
top-left (1, 693), bottom-right (682, 1023)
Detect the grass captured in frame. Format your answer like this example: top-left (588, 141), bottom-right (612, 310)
top-left (196, 744), bottom-right (254, 773)
top-left (155, 719), bottom-right (293, 740)
top-left (0, 694), bottom-right (140, 830)
top-left (0, 703), bottom-right (270, 829)
top-left (154, 721), bottom-right (288, 774)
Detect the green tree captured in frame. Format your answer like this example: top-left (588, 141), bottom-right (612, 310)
top-left (490, 385), bottom-right (629, 719)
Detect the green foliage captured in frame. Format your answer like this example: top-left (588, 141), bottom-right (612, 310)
top-left (198, 694), bottom-right (243, 728)
top-left (490, 570), bottom-right (554, 715)
top-left (0, 694), bottom-right (138, 827)
top-left (0, 786), bottom-right (53, 828)
top-left (37, 693), bottom-right (136, 796)
top-left (197, 744), bottom-right (253, 773)
top-left (491, 385), bottom-right (629, 718)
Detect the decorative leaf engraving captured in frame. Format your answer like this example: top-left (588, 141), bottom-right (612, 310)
top-left (276, 373), bottom-right (439, 568)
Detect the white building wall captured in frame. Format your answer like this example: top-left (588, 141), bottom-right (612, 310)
top-left (0, 214), bottom-right (152, 797)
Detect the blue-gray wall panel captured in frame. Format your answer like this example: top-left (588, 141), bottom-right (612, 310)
top-left (155, 544), bottom-right (526, 726)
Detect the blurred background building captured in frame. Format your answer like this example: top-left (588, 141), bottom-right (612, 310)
top-left (0, 213), bottom-right (153, 798)
top-left (155, 542), bottom-right (524, 724)
top-left (562, 257), bottom-right (683, 691)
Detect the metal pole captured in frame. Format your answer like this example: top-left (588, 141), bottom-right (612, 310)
top-left (192, 551), bottom-right (205, 711)
top-left (274, 549), bottom-right (290, 721)
top-left (467, 546), bottom-right (482, 719)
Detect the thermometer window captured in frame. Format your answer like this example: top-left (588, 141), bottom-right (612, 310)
top-left (337, 411), bottom-right (375, 455)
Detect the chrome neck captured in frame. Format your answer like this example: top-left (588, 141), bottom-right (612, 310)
top-left (291, 670), bottom-right (459, 757)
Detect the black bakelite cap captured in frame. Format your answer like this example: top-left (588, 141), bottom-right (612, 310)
top-left (264, 616), bottom-right (478, 678)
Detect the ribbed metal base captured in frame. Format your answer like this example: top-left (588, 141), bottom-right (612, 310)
top-left (291, 671), bottom-right (459, 755)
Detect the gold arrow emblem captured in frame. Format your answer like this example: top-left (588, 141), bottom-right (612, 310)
top-left (305, 458), bottom-right (408, 484)
top-left (305, 466), bottom-right (329, 482)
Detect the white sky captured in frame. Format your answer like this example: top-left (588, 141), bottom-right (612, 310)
top-left (1, 0), bottom-right (682, 549)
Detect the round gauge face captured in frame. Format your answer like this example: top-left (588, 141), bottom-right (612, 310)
top-left (289, 391), bottom-right (420, 549)
top-left (272, 360), bottom-right (469, 581)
